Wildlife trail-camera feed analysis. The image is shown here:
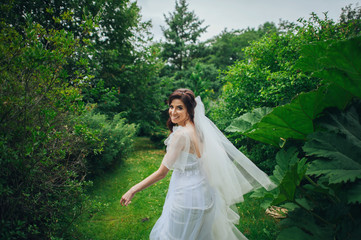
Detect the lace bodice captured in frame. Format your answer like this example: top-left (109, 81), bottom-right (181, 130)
top-left (173, 153), bottom-right (201, 176)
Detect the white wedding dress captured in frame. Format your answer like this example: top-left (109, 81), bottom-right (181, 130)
top-left (150, 97), bottom-right (275, 240)
top-left (150, 126), bottom-right (247, 240)
top-left (150, 152), bottom-right (215, 239)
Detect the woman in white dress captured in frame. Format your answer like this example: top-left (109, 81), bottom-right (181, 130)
top-left (120, 89), bottom-right (275, 240)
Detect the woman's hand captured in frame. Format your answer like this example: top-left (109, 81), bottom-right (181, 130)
top-left (120, 164), bottom-right (169, 207)
top-left (120, 188), bottom-right (135, 206)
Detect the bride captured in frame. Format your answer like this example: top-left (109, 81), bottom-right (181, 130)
top-left (120, 89), bottom-right (275, 239)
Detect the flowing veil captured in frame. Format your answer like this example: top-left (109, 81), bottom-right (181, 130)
top-left (194, 96), bottom-right (276, 239)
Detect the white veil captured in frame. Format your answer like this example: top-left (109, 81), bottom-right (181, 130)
top-left (194, 96), bottom-right (276, 239)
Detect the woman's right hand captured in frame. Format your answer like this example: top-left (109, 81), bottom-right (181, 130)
top-left (120, 188), bottom-right (135, 206)
top-left (119, 165), bottom-right (168, 207)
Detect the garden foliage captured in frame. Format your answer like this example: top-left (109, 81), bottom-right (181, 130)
top-left (212, 11), bottom-right (361, 130)
top-left (227, 37), bottom-right (360, 146)
top-left (78, 111), bottom-right (138, 175)
top-left (0, 20), bottom-right (93, 239)
top-left (0, 13), bottom-right (137, 239)
top-left (1, 0), bottom-right (360, 238)
top-left (228, 36), bottom-right (361, 239)
top-left (215, 7), bottom-right (361, 177)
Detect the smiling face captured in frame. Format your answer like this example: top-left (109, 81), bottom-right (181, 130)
top-left (169, 99), bottom-right (189, 126)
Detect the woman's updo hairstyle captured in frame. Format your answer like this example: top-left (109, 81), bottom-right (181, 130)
top-left (167, 88), bottom-right (196, 132)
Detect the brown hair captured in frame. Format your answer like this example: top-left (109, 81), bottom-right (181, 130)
top-left (167, 89), bottom-right (196, 132)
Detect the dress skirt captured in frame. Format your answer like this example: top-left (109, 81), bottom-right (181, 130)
top-left (150, 154), bottom-right (215, 240)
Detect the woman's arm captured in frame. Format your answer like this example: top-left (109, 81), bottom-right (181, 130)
top-left (120, 164), bottom-right (169, 206)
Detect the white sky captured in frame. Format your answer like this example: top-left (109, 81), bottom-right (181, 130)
top-left (135, 0), bottom-right (360, 41)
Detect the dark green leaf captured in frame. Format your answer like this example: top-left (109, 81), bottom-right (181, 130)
top-left (234, 37), bottom-right (361, 146)
top-left (268, 148), bottom-right (308, 205)
top-left (274, 161), bottom-right (307, 204)
top-left (278, 209), bottom-right (334, 240)
top-left (304, 104), bottom-right (361, 184)
top-left (273, 147), bottom-right (299, 183)
top-left (277, 227), bottom-right (314, 240)
top-left (298, 36), bottom-right (361, 99)
top-left (346, 180), bottom-right (361, 204)
top-left (232, 83), bottom-right (351, 146)
top-left (225, 107), bottom-right (273, 133)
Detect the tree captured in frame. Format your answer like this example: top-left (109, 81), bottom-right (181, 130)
top-left (0, 0), bottom-right (99, 85)
top-left (0, 1), bottom-right (150, 238)
top-left (210, 6), bottom-right (361, 180)
top-left (211, 10), bottom-right (361, 130)
top-left (89, 7), bottom-right (164, 134)
top-left (161, 0), bottom-right (208, 70)
top-left (204, 22), bottom-right (277, 70)
top-left (1, 0), bottom-right (165, 135)
top-left (0, 19), bottom-right (94, 239)
top-left (0, 0), bottom-right (99, 36)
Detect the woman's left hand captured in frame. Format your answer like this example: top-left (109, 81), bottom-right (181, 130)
top-left (120, 188), bottom-right (135, 206)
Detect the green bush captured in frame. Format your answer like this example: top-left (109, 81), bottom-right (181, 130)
top-left (0, 19), bottom-right (97, 239)
top-left (79, 110), bottom-right (138, 175)
top-left (149, 125), bottom-right (169, 149)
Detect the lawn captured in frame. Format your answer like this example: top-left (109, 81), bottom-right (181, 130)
top-left (70, 137), bottom-right (279, 239)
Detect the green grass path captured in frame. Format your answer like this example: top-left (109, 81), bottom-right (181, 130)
top-left (71, 137), bottom-right (278, 239)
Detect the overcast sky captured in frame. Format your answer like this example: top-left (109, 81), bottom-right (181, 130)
top-left (136, 0), bottom-right (360, 41)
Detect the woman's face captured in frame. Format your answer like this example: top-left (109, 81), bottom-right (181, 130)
top-left (169, 99), bottom-right (189, 126)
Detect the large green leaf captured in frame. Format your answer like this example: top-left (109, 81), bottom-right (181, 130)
top-left (277, 209), bottom-right (334, 240)
top-left (303, 181), bottom-right (337, 199)
top-left (228, 37), bottom-right (360, 146)
top-left (272, 147), bottom-right (300, 184)
top-left (304, 104), bottom-right (361, 184)
top-left (320, 105), bottom-right (361, 146)
top-left (244, 83), bottom-right (351, 146)
top-left (272, 157), bottom-right (307, 205)
top-left (251, 148), bottom-right (308, 207)
top-left (225, 107), bottom-right (272, 133)
top-left (297, 36), bottom-right (361, 99)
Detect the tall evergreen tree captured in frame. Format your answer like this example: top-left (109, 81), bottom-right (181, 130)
top-left (161, 0), bottom-right (208, 70)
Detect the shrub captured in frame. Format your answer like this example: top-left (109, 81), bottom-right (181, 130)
top-left (78, 110), bottom-right (138, 176)
top-left (0, 20), bottom-right (96, 239)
